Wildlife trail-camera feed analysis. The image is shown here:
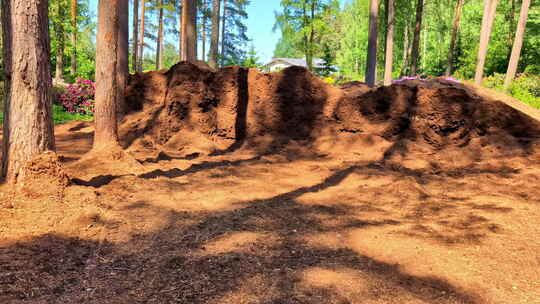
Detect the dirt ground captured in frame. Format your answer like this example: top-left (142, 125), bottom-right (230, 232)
top-left (1, 64), bottom-right (540, 303)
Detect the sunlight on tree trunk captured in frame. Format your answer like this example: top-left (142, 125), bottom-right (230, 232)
top-left (474, 0), bottom-right (499, 85)
top-left (365, 0), bottom-right (379, 87)
top-left (132, 0), bottom-right (139, 73)
top-left (181, 0), bottom-right (197, 62)
top-left (383, 0), bottom-right (394, 86)
top-left (117, 0), bottom-right (129, 117)
top-left (504, 0), bottom-right (530, 90)
top-left (94, 0), bottom-right (120, 148)
top-left (1, 0), bottom-right (55, 183)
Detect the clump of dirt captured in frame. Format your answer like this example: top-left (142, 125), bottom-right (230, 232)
top-left (120, 61), bottom-right (540, 165)
top-left (17, 151), bottom-right (70, 197)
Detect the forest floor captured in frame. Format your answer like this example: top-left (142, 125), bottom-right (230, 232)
top-left (1, 64), bottom-right (540, 303)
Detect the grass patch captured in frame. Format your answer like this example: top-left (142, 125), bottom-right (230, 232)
top-left (0, 104), bottom-right (93, 125)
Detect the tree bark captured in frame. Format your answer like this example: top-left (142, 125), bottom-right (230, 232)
top-left (181, 0), bottom-right (197, 62)
top-left (306, 0), bottom-right (316, 71)
top-left (70, 0), bottom-right (77, 76)
top-left (132, 0), bottom-right (139, 73)
top-left (209, 0), bottom-right (220, 68)
top-left (383, 0), bottom-right (394, 85)
top-left (400, 23), bottom-right (409, 77)
top-left (474, 0), bottom-right (499, 85)
top-left (94, 0), bottom-right (120, 148)
top-left (410, 0), bottom-right (424, 75)
top-left (178, 0), bottom-right (182, 60)
top-left (221, 0), bottom-right (227, 66)
top-left (446, 0), bottom-right (463, 76)
top-left (138, 0), bottom-right (146, 72)
top-left (1, 0), bottom-right (55, 183)
top-left (365, 0), bottom-right (379, 87)
top-left (504, 0), bottom-right (531, 90)
top-left (117, 0), bottom-right (129, 117)
top-left (156, 0), bottom-right (164, 69)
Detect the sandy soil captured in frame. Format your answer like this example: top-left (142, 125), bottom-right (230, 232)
top-left (1, 65), bottom-right (540, 303)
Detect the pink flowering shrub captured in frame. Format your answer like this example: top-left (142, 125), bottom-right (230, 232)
top-left (59, 78), bottom-right (95, 115)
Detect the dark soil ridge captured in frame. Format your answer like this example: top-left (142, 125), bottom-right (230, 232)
top-left (121, 61), bottom-right (540, 162)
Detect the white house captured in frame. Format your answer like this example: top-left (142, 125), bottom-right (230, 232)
top-left (263, 57), bottom-right (326, 72)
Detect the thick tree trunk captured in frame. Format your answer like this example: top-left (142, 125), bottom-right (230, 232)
top-left (410, 0), bottom-right (424, 76)
top-left (474, 0), bottom-right (499, 85)
top-left (209, 0), bottom-right (220, 68)
top-left (446, 0), bottom-right (463, 76)
top-left (178, 0), bottom-right (182, 60)
top-left (221, 0), bottom-right (227, 66)
top-left (138, 0), bottom-right (146, 72)
top-left (117, 0), bottom-right (129, 117)
top-left (70, 0), bottom-right (77, 76)
top-left (156, 0), bottom-right (164, 69)
top-left (383, 0), bottom-right (395, 85)
top-left (1, 0), bottom-right (55, 183)
top-left (181, 0), bottom-right (197, 62)
top-left (132, 0), bottom-right (139, 73)
top-left (365, 0), bottom-right (379, 87)
top-left (94, 0), bottom-right (120, 148)
top-left (504, 0), bottom-right (531, 90)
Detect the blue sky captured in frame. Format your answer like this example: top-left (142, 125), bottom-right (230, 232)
top-left (88, 0), bottom-right (345, 64)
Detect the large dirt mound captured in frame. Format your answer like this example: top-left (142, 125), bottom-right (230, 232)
top-left (121, 62), bottom-right (540, 164)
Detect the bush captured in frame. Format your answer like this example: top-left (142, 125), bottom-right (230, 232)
top-left (58, 78), bottom-right (95, 115)
top-left (483, 73), bottom-right (540, 109)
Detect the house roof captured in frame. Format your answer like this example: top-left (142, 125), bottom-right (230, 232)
top-left (265, 58), bottom-right (326, 69)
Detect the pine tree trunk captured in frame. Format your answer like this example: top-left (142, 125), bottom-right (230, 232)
top-left (1, 0), bottom-right (55, 183)
top-left (365, 0), bottom-right (379, 87)
top-left (504, 0), bottom-right (530, 90)
top-left (138, 0), bottom-right (146, 72)
top-left (221, 0), bottom-right (227, 66)
top-left (410, 0), bottom-right (424, 76)
top-left (94, 0), bottom-right (120, 148)
top-left (209, 0), bottom-right (220, 68)
top-left (132, 0), bottom-right (139, 73)
top-left (156, 0), bottom-right (164, 69)
top-left (117, 0), bottom-right (129, 117)
top-left (400, 24), bottom-right (409, 77)
top-left (202, 0), bottom-right (207, 62)
top-left (383, 0), bottom-right (395, 85)
top-left (474, 0), bottom-right (499, 85)
top-left (181, 0), bottom-right (197, 62)
top-left (446, 0), bottom-right (463, 76)
top-left (54, 2), bottom-right (65, 81)
top-left (306, 0), bottom-right (316, 71)
top-left (70, 0), bottom-right (77, 76)
top-left (178, 0), bottom-right (182, 60)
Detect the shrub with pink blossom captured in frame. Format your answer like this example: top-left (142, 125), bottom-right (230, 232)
top-left (59, 78), bottom-right (95, 115)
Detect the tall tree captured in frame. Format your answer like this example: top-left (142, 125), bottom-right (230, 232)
top-left (209, 0), bottom-right (220, 68)
top-left (94, 0), bottom-right (120, 148)
top-left (181, 0), bottom-right (197, 62)
top-left (138, 0), bottom-right (146, 72)
top-left (201, 0), bottom-right (208, 61)
top-left (474, 0), bottom-right (499, 85)
top-left (156, 0), bottom-right (165, 69)
top-left (1, 0), bottom-right (55, 183)
top-left (70, 0), bottom-right (78, 76)
top-left (383, 0), bottom-right (394, 85)
top-left (504, 0), bottom-right (531, 90)
top-left (52, 0), bottom-right (68, 81)
top-left (118, 0), bottom-right (129, 115)
top-left (445, 0), bottom-right (464, 76)
top-left (132, 0), bottom-right (139, 72)
top-left (365, 0), bottom-right (379, 86)
top-left (410, 0), bottom-right (424, 75)
top-left (221, 0), bottom-right (227, 66)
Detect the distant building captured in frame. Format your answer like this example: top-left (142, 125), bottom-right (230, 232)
top-left (263, 57), bottom-right (326, 72)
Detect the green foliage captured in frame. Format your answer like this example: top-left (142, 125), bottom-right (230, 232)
top-left (483, 73), bottom-right (540, 108)
top-left (240, 44), bottom-right (262, 68)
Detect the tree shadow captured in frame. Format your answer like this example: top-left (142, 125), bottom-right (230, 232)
top-left (1, 165), bottom-right (485, 303)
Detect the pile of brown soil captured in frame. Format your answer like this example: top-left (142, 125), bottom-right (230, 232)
top-left (121, 62), bottom-right (540, 165)
top-left (16, 151), bottom-right (70, 197)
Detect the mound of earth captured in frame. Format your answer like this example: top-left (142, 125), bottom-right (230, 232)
top-left (121, 61), bottom-right (540, 166)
